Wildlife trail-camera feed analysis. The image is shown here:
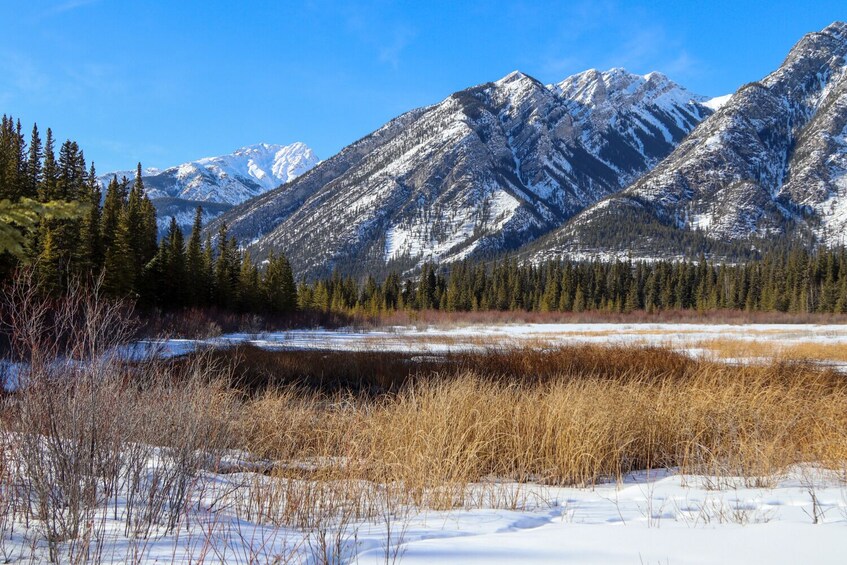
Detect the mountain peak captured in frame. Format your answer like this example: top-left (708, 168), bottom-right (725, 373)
top-left (494, 70), bottom-right (544, 90)
top-left (234, 142), bottom-right (279, 152)
top-left (531, 22), bottom-right (847, 263)
top-left (763, 21), bottom-right (847, 94)
top-left (552, 67), bottom-right (706, 114)
top-left (232, 141), bottom-right (312, 156)
top-left (822, 20), bottom-right (847, 40)
top-left (555, 67), bottom-right (672, 93)
top-left (498, 70), bottom-right (528, 82)
top-left (102, 142), bottom-right (319, 207)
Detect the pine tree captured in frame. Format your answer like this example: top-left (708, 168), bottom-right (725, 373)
top-left (140, 195), bottom-right (158, 263)
top-left (77, 163), bottom-right (102, 273)
top-left (164, 216), bottom-right (187, 307)
top-left (125, 165), bottom-right (146, 278)
top-left (574, 284), bottom-right (586, 313)
top-left (624, 279), bottom-right (639, 313)
top-left (202, 233), bottom-right (215, 306)
top-left (39, 128), bottom-right (57, 202)
top-left (100, 176), bottom-right (124, 253)
top-left (418, 263), bottom-right (437, 309)
top-left (213, 223), bottom-right (238, 308)
top-left (186, 206), bottom-right (208, 306)
top-left (102, 207), bottom-right (135, 297)
top-left (278, 253), bottom-right (297, 313)
top-left (26, 123), bottom-right (42, 198)
top-left (238, 250), bottom-right (260, 311)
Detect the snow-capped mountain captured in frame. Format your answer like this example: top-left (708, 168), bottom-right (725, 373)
top-left (100, 142), bottom-right (319, 232)
top-left (212, 69), bottom-right (711, 277)
top-left (528, 21), bottom-right (847, 262)
top-left (102, 142), bottom-right (319, 205)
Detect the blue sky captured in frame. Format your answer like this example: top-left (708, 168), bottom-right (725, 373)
top-left (1, 0), bottom-right (844, 172)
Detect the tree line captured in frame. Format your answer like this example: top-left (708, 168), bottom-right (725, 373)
top-left (3, 114), bottom-right (847, 318)
top-left (304, 250), bottom-right (847, 315)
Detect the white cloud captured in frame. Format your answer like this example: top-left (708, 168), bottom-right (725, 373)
top-left (533, 0), bottom-right (704, 83)
top-left (42, 0), bottom-right (101, 17)
top-left (0, 52), bottom-right (49, 100)
top-left (342, 4), bottom-right (417, 70)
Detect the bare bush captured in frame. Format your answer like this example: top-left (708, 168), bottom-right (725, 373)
top-left (0, 270), bottom-right (239, 562)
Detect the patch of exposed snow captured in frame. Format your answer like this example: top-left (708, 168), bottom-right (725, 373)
top-left (704, 94), bottom-right (733, 111)
top-left (691, 212), bottom-right (714, 230)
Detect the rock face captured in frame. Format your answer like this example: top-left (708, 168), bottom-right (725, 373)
top-left (212, 69), bottom-right (711, 277)
top-left (101, 142), bottom-right (318, 232)
top-left (529, 22), bottom-right (847, 262)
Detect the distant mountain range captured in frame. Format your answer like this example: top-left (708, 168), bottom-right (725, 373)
top-left (185, 21), bottom-right (847, 279)
top-left (210, 68), bottom-right (715, 277)
top-left (101, 142), bottom-right (318, 232)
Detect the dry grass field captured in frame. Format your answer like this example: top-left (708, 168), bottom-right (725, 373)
top-left (224, 345), bottom-right (847, 490)
top-left (3, 279), bottom-right (847, 562)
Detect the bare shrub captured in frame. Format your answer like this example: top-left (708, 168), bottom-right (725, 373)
top-left (0, 270), bottom-right (239, 562)
top-left (0, 271), bottom-right (137, 562)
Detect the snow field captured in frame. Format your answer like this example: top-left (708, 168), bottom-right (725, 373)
top-left (138, 323), bottom-right (847, 370)
top-left (2, 456), bottom-right (845, 563)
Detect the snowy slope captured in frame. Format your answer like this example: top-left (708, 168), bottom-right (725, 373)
top-left (212, 69), bottom-right (711, 278)
top-left (703, 93), bottom-right (733, 111)
top-left (528, 21), bottom-right (847, 262)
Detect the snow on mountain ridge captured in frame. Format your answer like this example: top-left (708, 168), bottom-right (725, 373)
top-left (100, 142), bottom-right (319, 235)
top-left (526, 21), bottom-right (847, 262)
top-left (552, 68), bottom-right (707, 112)
top-left (101, 142), bottom-right (319, 206)
top-left (703, 94), bottom-right (732, 111)
top-left (210, 66), bottom-right (712, 278)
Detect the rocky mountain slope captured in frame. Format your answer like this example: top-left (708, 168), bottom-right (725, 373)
top-left (101, 142), bottom-right (318, 232)
top-left (528, 21), bottom-right (847, 262)
top-left (213, 69), bottom-right (712, 277)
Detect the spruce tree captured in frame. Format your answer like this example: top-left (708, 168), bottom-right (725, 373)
top-left (238, 250), bottom-right (260, 311)
top-left (26, 123), bottom-right (42, 198)
top-left (102, 207), bottom-right (135, 297)
top-left (213, 223), bottom-right (236, 308)
top-left (186, 206), bottom-right (207, 305)
top-left (164, 216), bottom-right (187, 307)
top-left (77, 163), bottom-right (103, 274)
top-left (125, 166), bottom-right (146, 278)
top-left (100, 176), bottom-right (124, 253)
top-left (279, 253), bottom-right (297, 313)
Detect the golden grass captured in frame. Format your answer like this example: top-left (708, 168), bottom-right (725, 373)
top-left (698, 338), bottom-right (847, 362)
top-left (8, 341), bottom-right (844, 544)
top-left (230, 345), bottom-right (847, 510)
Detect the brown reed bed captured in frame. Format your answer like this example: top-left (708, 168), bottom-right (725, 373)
top-left (3, 341), bottom-right (847, 561)
top-left (221, 344), bottom-right (847, 492)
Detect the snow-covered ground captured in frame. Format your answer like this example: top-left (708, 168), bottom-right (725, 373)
top-left (369, 468), bottom-right (847, 565)
top-left (3, 463), bottom-right (845, 563)
top-left (136, 322), bottom-right (847, 362)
